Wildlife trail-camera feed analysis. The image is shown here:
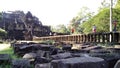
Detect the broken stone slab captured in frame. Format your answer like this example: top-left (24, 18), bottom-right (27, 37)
top-left (51, 52), bottom-right (72, 60)
top-left (39, 45), bottom-right (54, 51)
top-left (89, 53), bottom-right (120, 68)
top-left (12, 59), bottom-right (30, 68)
top-left (36, 50), bottom-right (51, 59)
top-left (36, 50), bottom-right (46, 57)
top-left (107, 48), bottom-right (120, 53)
top-left (89, 53), bottom-right (120, 61)
top-left (62, 45), bottom-right (72, 51)
top-left (72, 43), bottom-right (91, 49)
top-left (23, 52), bottom-right (36, 62)
top-left (50, 48), bottom-right (60, 55)
top-left (13, 44), bottom-right (29, 54)
top-left (51, 57), bottom-right (107, 68)
top-left (71, 53), bottom-right (90, 57)
top-left (23, 53), bottom-right (36, 59)
top-left (114, 59), bottom-right (120, 68)
top-left (70, 49), bottom-right (89, 53)
top-left (34, 57), bottom-right (51, 65)
top-left (72, 44), bottom-right (83, 50)
top-left (35, 63), bottom-right (51, 68)
top-left (83, 46), bottom-right (103, 51)
top-left (90, 49), bottom-right (110, 53)
top-left (16, 44), bottom-right (40, 56)
top-left (0, 54), bottom-right (11, 64)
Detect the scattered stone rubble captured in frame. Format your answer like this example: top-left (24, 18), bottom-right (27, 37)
top-left (0, 54), bottom-right (11, 64)
top-left (12, 59), bottom-right (30, 68)
top-left (1, 41), bottom-right (120, 68)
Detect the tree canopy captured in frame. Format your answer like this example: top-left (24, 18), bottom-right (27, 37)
top-left (116, 0), bottom-right (120, 8)
top-left (51, 24), bottom-right (70, 34)
top-left (81, 8), bottom-right (120, 33)
top-left (69, 7), bottom-right (94, 34)
top-left (69, 0), bottom-right (120, 34)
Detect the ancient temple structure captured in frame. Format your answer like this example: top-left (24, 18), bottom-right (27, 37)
top-left (0, 11), bottom-right (51, 40)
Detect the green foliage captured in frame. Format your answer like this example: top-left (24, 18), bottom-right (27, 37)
top-left (115, 0), bottom-right (120, 8)
top-left (0, 28), bottom-right (7, 39)
top-left (51, 24), bottom-right (70, 34)
top-left (0, 47), bottom-right (20, 59)
top-left (0, 45), bottom-right (20, 68)
top-left (98, 0), bottom-right (109, 11)
top-left (81, 8), bottom-right (120, 33)
top-left (69, 7), bottom-right (94, 34)
top-left (69, 0), bottom-right (120, 34)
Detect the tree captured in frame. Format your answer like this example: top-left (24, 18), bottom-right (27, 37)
top-left (79, 0), bottom-right (120, 33)
top-left (81, 8), bottom-right (120, 33)
top-left (98, 0), bottom-right (110, 11)
top-left (69, 7), bottom-right (94, 34)
top-left (115, 0), bottom-right (120, 8)
top-left (51, 24), bottom-right (70, 34)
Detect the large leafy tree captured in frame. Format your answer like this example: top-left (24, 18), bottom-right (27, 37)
top-left (116, 0), bottom-right (120, 8)
top-left (81, 8), bottom-right (120, 33)
top-left (69, 7), bottom-right (94, 34)
top-left (99, 0), bottom-right (110, 11)
top-left (51, 24), bottom-right (70, 34)
top-left (78, 0), bottom-right (120, 33)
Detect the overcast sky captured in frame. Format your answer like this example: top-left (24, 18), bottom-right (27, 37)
top-left (0, 0), bottom-right (105, 26)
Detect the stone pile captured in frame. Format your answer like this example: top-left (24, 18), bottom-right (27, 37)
top-left (0, 54), bottom-right (11, 64)
top-left (12, 59), bottom-right (30, 68)
top-left (3, 41), bottom-right (120, 68)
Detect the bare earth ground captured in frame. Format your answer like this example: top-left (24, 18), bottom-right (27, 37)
top-left (0, 44), bottom-right (10, 51)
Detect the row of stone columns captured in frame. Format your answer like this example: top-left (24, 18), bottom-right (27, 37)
top-left (34, 32), bottom-right (120, 44)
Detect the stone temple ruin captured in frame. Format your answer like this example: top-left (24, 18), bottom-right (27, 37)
top-left (0, 11), bottom-right (52, 40)
top-left (0, 41), bottom-right (119, 68)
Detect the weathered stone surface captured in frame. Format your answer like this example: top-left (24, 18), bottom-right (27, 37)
top-left (39, 45), bottom-right (54, 51)
top-left (90, 49), bottom-right (110, 53)
top-left (89, 53), bottom-right (120, 68)
top-left (13, 44), bottom-right (41, 56)
top-left (50, 48), bottom-right (60, 55)
top-left (70, 49), bottom-right (89, 53)
top-left (36, 50), bottom-right (51, 59)
top-left (34, 57), bottom-right (51, 64)
top-left (51, 57), bottom-right (107, 68)
top-left (35, 63), bottom-right (51, 68)
top-left (107, 48), bottom-right (120, 53)
top-left (23, 52), bottom-right (36, 62)
top-left (114, 60), bottom-right (120, 68)
top-left (72, 44), bottom-right (83, 50)
top-left (62, 45), bottom-right (72, 51)
top-left (36, 50), bottom-right (46, 57)
top-left (51, 52), bottom-right (72, 60)
top-left (83, 46), bottom-right (102, 51)
top-left (12, 59), bottom-right (30, 68)
top-left (0, 54), bottom-right (11, 63)
top-left (71, 53), bottom-right (90, 57)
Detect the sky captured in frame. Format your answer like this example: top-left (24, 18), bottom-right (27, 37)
top-left (0, 0), bottom-right (104, 26)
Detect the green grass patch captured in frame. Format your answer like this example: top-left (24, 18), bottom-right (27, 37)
top-left (0, 47), bottom-right (20, 59)
top-left (0, 44), bottom-right (20, 68)
top-left (0, 43), bottom-right (34, 68)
